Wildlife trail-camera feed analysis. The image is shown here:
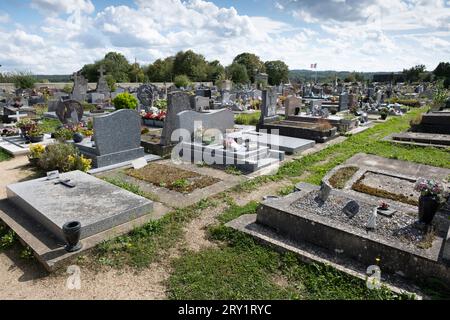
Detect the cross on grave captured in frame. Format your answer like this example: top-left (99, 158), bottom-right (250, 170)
top-left (8, 111), bottom-right (27, 122)
top-left (98, 65), bottom-right (106, 78)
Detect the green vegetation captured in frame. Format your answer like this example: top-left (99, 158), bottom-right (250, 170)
top-left (265, 60), bottom-right (289, 86)
top-left (112, 92), bottom-right (139, 110)
top-left (0, 149), bottom-right (11, 162)
top-left (224, 166), bottom-right (243, 176)
top-left (168, 202), bottom-right (408, 300)
top-left (234, 112), bottom-right (261, 126)
top-left (38, 118), bottom-right (61, 134)
top-left (95, 198), bottom-right (217, 268)
top-left (32, 143), bottom-right (92, 173)
top-left (233, 53), bottom-right (265, 83)
top-left (173, 74), bottom-right (192, 88)
top-left (103, 177), bottom-right (160, 202)
top-left (226, 63), bottom-right (249, 84)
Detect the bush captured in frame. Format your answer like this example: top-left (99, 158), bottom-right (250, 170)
top-left (174, 75), bottom-right (191, 88)
top-left (235, 112), bottom-right (261, 126)
top-left (112, 92), bottom-right (138, 110)
top-left (12, 72), bottom-right (37, 89)
top-left (36, 143), bottom-right (91, 172)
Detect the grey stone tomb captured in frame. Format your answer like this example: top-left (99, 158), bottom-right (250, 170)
top-left (55, 99), bottom-right (84, 125)
top-left (160, 92), bottom-right (195, 146)
top-left (6, 171), bottom-right (153, 242)
top-left (259, 87), bottom-right (278, 124)
top-left (75, 109), bottom-right (145, 168)
top-left (71, 72), bottom-right (88, 101)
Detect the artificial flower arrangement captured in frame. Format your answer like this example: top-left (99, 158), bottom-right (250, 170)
top-left (142, 111), bottom-right (166, 121)
top-left (414, 178), bottom-right (447, 202)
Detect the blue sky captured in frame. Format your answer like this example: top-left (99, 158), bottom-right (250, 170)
top-left (0, 0), bottom-right (449, 74)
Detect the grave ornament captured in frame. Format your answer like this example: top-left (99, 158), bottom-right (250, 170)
top-left (343, 200), bottom-right (360, 219)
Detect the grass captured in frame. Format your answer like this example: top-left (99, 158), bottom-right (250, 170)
top-left (94, 177), bottom-right (218, 268)
top-left (0, 149), bottom-right (11, 162)
top-left (168, 202), bottom-right (411, 300)
top-left (234, 112), bottom-right (261, 126)
top-left (103, 177), bottom-right (160, 202)
top-left (67, 107), bottom-right (450, 298)
top-left (235, 107), bottom-right (450, 192)
top-left (38, 118), bottom-right (61, 134)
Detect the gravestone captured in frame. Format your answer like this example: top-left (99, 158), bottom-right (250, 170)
top-left (88, 93), bottom-right (105, 104)
top-left (75, 109), bottom-right (145, 168)
top-left (339, 93), bottom-right (349, 111)
top-left (176, 109), bottom-right (235, 138)
top-left (190, 96), bottom-right (210, 112)
top-left (71, 72), bottom-right (88, 101)
top-left (195, 88), bottom-right (212, 98)
top-left (55, 99), bottom-right (83, 125)
top-left (96, 66), bottom-right (110, 97)
top-left (284, 95), bottom-right (302, 117)
top-left (160, 92), bottom-right (194, 146)
top-left (137, 84), bottom-right (156, 109)
top-left (259, 87), bottom-right (278, 124)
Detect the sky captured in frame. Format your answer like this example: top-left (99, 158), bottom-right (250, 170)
top-left (0, 0), bottom-right (449, 74)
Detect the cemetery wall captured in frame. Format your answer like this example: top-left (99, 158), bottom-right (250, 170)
top-left (0, 82), bottom-right (213, 92)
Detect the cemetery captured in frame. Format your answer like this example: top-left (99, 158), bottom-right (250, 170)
top-left (0, 39), bottom-right (449, 300)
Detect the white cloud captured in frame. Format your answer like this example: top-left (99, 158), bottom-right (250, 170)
top-left (0, 0), bottom-right (449, 74)
top-left (31, 0), bottom-right (95, 15)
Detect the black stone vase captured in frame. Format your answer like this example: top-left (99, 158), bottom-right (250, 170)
top-left (62, 221), bottom-right (82, 252)
top-left (418, 195), bottom-right (440, 224)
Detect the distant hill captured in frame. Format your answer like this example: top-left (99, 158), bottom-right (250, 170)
top-left (288, 69), bottom-right (396, 83)
top-left (35, 75), bottom-right (72, 82)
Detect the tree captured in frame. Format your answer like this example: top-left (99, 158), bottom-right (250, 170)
top-left (173, 50), bottom-right (208, 81)
top-left (147, 57), bottom-right (174, 82)
top-left (402, 65), bottom-right (426, 83)
top-left (233, 53), bottom-right (265, 83)
top-left (12, 71), bottom-right (37, 89)
top-left (264, 60), bottom-right (289, 85)
top-left (433, 62), bottom-right (450, 88)
top-left (174, 74), bottom-right (191, 88)
top-left (206, 60), bottom-right (225, 82)
top-left (226, 63), bottom-right (249, 84)
top-left (129, 62), bottom-right (146, 83)
top-left (433, 62), bottom-right (450, 79)
top-left (81, 52), bottom-right (133, 83)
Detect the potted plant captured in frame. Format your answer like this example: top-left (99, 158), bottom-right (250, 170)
top-left (28, 125), bottom-right (44, 143)
top-left (414, 178), bottom-right (447, 224)
top-left (330, 108), bottom-right (338, 115)
top-left (16, 118), bottom-right (34, 139)
top-left (379, 108), bottom-right (388, 120)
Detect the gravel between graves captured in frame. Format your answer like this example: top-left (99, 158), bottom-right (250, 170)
top-left (291, 190), bottom-right (429, 248)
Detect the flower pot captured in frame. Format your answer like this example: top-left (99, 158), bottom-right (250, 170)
top-left (144, 118), bottom-right (155, 127)
top-left (73, 132), bottom-right (84, 143)
top-left (62, 221), bottom-right (83, 252)
top-left (418, 195), bottom-right (440, 224)
top-left (29, 135), bottom-right (44, 143)
top-left (380, 114), bottom-right (388, 120)
top-left (28, 157), bottom-right (39, 166)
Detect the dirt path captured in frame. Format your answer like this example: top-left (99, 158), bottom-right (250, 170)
top-left (0, 154), bottom-right (295, 300)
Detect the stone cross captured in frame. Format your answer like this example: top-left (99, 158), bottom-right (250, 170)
top-left (8, 111), bottom-right (27, 122)
top-left (98, 65), bottom-right (106, 78)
